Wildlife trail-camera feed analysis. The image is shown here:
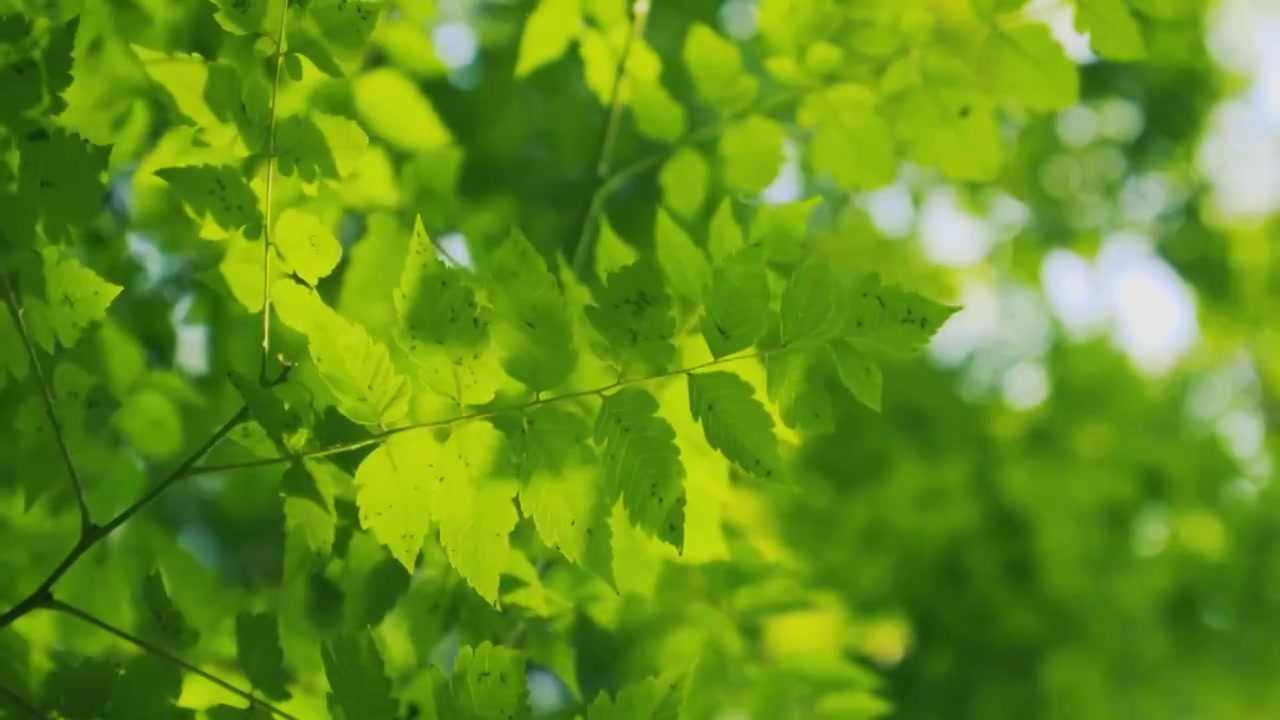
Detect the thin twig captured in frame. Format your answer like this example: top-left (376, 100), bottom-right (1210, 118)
top-left (259, 0), bottom-right (290, 384)
top-left (0, 681), bottom-right (46, 719)
top-left (0, 406), bottom-right (249, 631)
top-left (1, 270), bottom-right (94, 537)
top-left (44, 598), bottom-right (298, 720)
top-left (193, 342), bottom-right (804, 477)
top-left (570, 76), bottom-right (824, 276)
top-left (570, 0), bottom-right (652, 275)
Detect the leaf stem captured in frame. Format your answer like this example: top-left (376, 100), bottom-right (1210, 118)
top-left (570, 0), bottom-right (651, 275)
top-left (0, 681), bottom-right (45, 719)
top-left (192, 343), bottom-right (799, 476)
top-left (0, 406), bottom-right (249, 632)
top-left (570, 75), bottom-right (827, 276)
top-left (1, 269), bottom-right (94, 538)
top-left (44, 598), bottom-right (299, 720)
top-left (259, 0), bottom-right (290, 384)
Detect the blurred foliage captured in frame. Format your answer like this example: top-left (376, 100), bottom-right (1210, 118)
top-left (1, 0), bottom-right (1278, 718)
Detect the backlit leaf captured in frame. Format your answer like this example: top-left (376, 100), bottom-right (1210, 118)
top-left (827, 341), bottom-right (883, 412)
top-left (487, 229), bottom-right (577, 391)
top-left (442, 642), bottom-right (531, 719)
top-left (354, 67), bottom-right (452, 153)
top-left (701, 246), bottom-right (769, 358)
top-left (275, 208), bottom-right (342, 285)
top-left (585, 260), bottom-right (677, 375)
top-left (355, 430), bottom-right (435, 571)
top-left (719, 115), bottom-right (786, 194)
top-left (515, 0), bottom-right (582, 77)
top-left (985, 24), bottom-right (1080, 111)
top-left (595, 388), bottom-right (686, 550)
top-left (688, 371), bottom-right (783, 481)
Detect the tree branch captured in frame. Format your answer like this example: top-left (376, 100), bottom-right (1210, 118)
top-left (259, 0), bottom-right (290, 384)
top-left (1, 269), bottom-right (94, 537)
top-left (44, 598), bottom-right (298, 720)
top-left (0, 406), bottom-right (249, 631)
top-left (192, 343), bottom-right (803, 477)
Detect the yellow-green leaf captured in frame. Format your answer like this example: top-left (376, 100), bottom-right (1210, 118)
top-left (515, 0), bottom-right (582, 77)
top-left (985, 24), bottom-right (1080, 111)
top-left (353, 67), bottom-right (452, 152)
top-left (275, 208), bottom-right (342, 285)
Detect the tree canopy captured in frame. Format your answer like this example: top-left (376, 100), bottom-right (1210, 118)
top-left (1, 0), bottom-right (1277, 718)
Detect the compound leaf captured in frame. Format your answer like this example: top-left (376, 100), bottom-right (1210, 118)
top-left (595, 388), bottom-right (686, 550)
top-left (487, 229), bottom-right (576, 391)
top-left (688, 371), bottom-right (783, 481)
top-left (700, 246), bottom-right (769, 358)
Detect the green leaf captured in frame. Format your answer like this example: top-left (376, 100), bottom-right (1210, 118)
top-left (780, 255), bottom-right (844, 346)
top-left (344, 551), bottom-right (412, 630)
top-left (110, 654), bottom-right (186, 718)
top-left (585, 260), bottom-right (677, 375)
top-left (487, 229), bottom-right (577, 391)
top-left (587, 676), bottom-right (680, 719)
top-left (431, 421), bottom-right (520, 606)
top-left (156, 164), bottom-right (264, 238)
top-left (17, 129), bottom-right (108, 238)
top-left (353, 67), bottom-right (452, 152)
top-left (112, 387), bottom-right (184, 459)
top-left (1075, 0), bottom-right (1147, 60)
top-left (234, 611), bottom-right (292, 701)
top-left (659, 147), bottom-right (709, 220)
top-left (515, 0), bottom-right (582, 77)
top-left (827, 341), bottom-right (883, 412)
top-left (207, 705), bottom-right (273, 719)
top-left (766, 349), bottom-right (835, 433)
top-left (506, 406), bottom-right (613, 581)
top-left (309, 0), bottom-right (385, 57)
top-left (310, 309), bottom-right (412, 427)
top-left (845, 275), bottom-right (960, 357)
top-left (0, 310), bottom-right (29, 388)
top-left (275, 115), bottom-right (341, 181)
top-left (321, 632), bottom-right (397, 720)
top-left (984, 24), bottom-right (1080, 111)
top-left (683, 23), bottom-right (758, 112)
top-left (28, 246), bottom-right (123, 351)
top-left (442, 642), bottom-right (531, 719)
top-left (796, 84), bottom-right (897, 190)
top-left (631, 80), bottom-right (687, 142)
top-left (719, 115), bottom-right (786, 194)
top-left (595, 388), bottom-right (686, 550)
top-left (756, 0), bottom-right (841, 52)
top-left (701, 246), bottom-right (769, 358)
top-left (688, 371), bottom-right (783, 481)
top-left (355, 431), bottom-right (434, 571)
top-left (282, 461), bottom-right (329, 510)
top-left (42, 658), bottom-right (119, 720)
top-left (655, 209), bottom-right (709, 304)
top-left (707, 199), bottom-right (744, 262)
top-left (139, 569), bottom-right (199, 650)
top-left (881, 52), bottom-right (1002, 181)
top-left (209, 0), bottom-right (273, 35)
top-left (394, 217), bottom-right (503, 404)
top-left (274, 208), bottom-right (342, 285)
top-left (750, 197), bottom-right (820, 263)
top-left (228, 370), bottom-right (291, 453)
